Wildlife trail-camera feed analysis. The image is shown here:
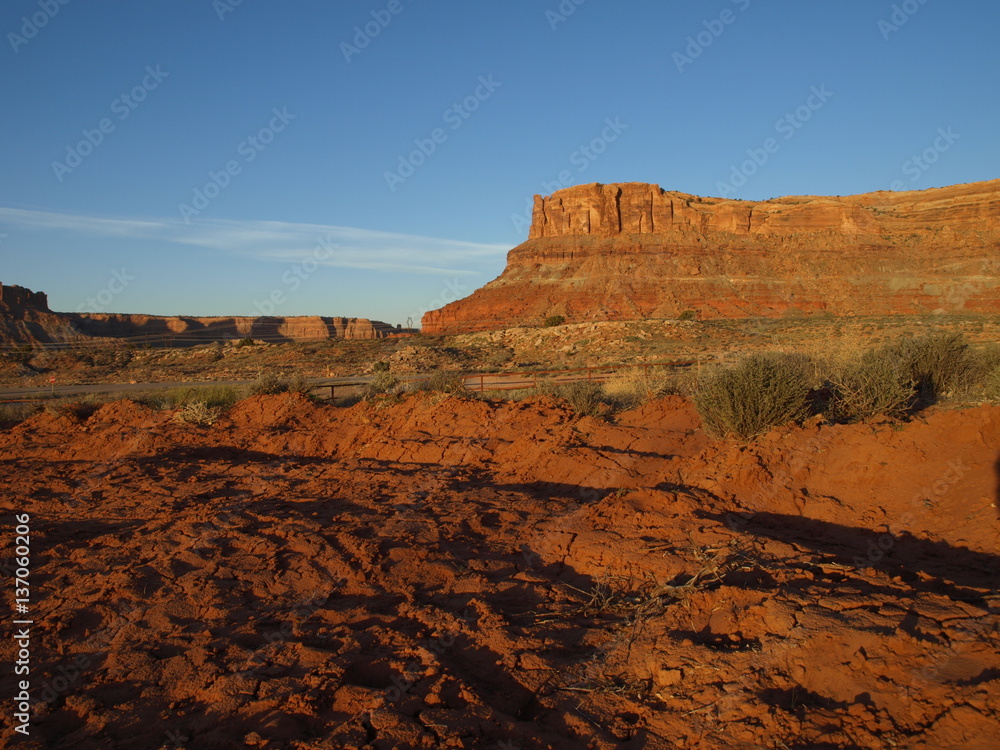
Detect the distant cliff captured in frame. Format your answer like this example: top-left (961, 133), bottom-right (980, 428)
top-left (67, 314), bottom-right (396, 344)
top-left (421, 180), bottom-right (1000, 333)
top-left (0, 283), bottom-right (399, 346)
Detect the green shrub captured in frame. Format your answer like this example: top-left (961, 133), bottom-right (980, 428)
top-left (694, 353), bottom-right (811, 440)
top-left (160, 385), bottom-right (243, 409)
top-left (829, 347), bottom-right (915, 421)
top-left (959, 344), bottom-right (1000, 398)
top-left (427, 370), bottom-right (468, 394)
top-left (363, 371), bottom-right (401, 398)
top-left (553, 380), bottom-right (605, 417)
top-left (285, 373), bottom-right (313, 394)
top-left (984, 366), bottom-right (1000, 401)
top-left (406, 370), bottom-right (468, 394)
top-left (889, 331), bottom-right (970, 402)
top-left (678, 310), bottom-right (696, 321)
top-left (372, 360), bottom-right (391, 373)
top-left (248, 372), bottom-right (288, 396)
top-left (543, 315), bottom-right (566, 328)
top-left (485, 349), bottom-right (514, 369)
top-left (0, 401), bottom-right (40, 426)
top-left (235, 337), bottom-right (256, 349)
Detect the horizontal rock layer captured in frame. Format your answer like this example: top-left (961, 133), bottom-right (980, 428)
top-left (423, 180), bottom-right (1000, 332)
top-left (0, 285), bottom-right (397, 346)
top-left (68, 314), bottom-right (395, 343)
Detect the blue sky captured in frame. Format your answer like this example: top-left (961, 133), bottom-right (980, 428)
top-left (1, 0), bottom-right (997, 326)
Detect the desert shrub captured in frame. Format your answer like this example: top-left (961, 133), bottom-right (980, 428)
top-left (958, 344), bottom-right (1000, 398)
top-left (829, 347), bottom-right (915, 421)
top-left (694, 353), bottom-right (811, 440)
top-left (235, 337), bottom-right (256, 348)
top-left (551, 380), bottom-right (605, 417)
top-left (363, 371), bottom-right (401, 398)
top-left (485, 349), bottom-right (514, 369)
top-left (160, 385), bottom-right (243, 409)
top-left (406, 370), bottom-right (468, 395)
top-left (248, 372), bottom-right (288, 396)
top-left (371, 360), bottom-right (391, 373)
top-left (543, 315), bottom-right (566, 328)
top-left (172, 400), bottom-right (219, 426)
top-left (0, 401), bottom-right (40, 426)
top-left (427, 370), bottom-right (468, 394)
top-left (678, 310), bottom-right (696, 321)
top-left (984, 366), bottom-right (1000, 401)
top-left (969, 343), bottom-right (1000, 374)
top-left (285, 373), bottom-right (313, 395)
top-left (198, 385), bottom-right (243, 408)
top-left (67, 343), bottom-right (133, 369)
top-left (889, 331), bottom-right (971, 402)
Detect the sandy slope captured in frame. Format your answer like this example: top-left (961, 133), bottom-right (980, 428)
top-left (0, 393), bottom-right (997, 749)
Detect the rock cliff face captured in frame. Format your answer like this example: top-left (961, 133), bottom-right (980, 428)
top-left (422, 180), bottom-right (1000, 333)
top-left (67, 314), bottom-right (394, 344)
top-left (0, 283), bottom-right (398, 346)
top-left (0, 283), bottom-right (83, 345)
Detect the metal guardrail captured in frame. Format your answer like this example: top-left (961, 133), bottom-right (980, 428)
top-left (1, 359), bottom-right (709, 404)
top-left (311, 359), bottom-right (703, 399)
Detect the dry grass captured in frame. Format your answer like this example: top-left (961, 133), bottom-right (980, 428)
top-left (601, 366), bottom-right (687, 406)
top-left (172, 400), bottom-right (220, 426)
top-left (0, 401), bottom-right (41, 426)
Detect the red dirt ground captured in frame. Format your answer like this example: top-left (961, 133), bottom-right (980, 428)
top-left (1, 393), bottom-right (998, 749)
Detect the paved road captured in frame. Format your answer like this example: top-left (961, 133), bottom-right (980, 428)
top-left (0, 377), bottom-right (366, 401)
top-left (0, 367), bottom-right (659, 402)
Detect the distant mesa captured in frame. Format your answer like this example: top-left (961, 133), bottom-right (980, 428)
top-left (421, 179), bottom-right (1000, 334)
top-left (0, 282), bottom-right (404, 346)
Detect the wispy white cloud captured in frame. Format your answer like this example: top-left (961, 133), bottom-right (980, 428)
top-left (0, 207), bottom-right (167, 237)
top-left (0, 207), bottom-right (509, 276)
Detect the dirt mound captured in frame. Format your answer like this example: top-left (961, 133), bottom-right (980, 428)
top-left (0, 394), bottom-right (997, 749)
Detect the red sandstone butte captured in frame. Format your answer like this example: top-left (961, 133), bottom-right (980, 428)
top-left (422, 180), bottom-right (1000, 333)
